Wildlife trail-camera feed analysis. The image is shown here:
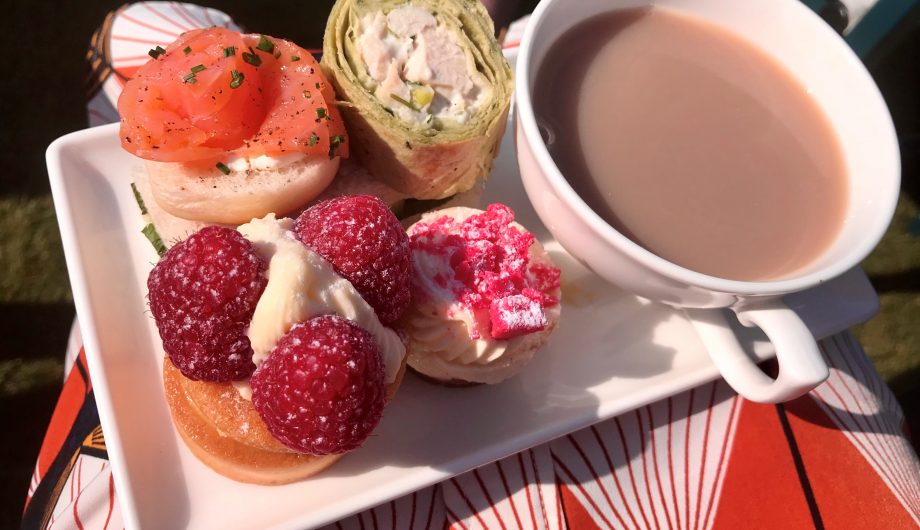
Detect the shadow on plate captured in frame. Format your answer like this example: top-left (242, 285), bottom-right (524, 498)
top-left (61, 148), bottom-right (192, 529)
top-left (321, 251), bottom-right (679, 479)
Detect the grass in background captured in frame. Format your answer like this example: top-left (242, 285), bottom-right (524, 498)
top-left (853, 194), bottom-right (920, 409)
top-left (0, 195), bottom-right (71, 527)
top-left (0, 196), bottom-right (72, 304)
top-left (0, 195), bottom-right (70, 393)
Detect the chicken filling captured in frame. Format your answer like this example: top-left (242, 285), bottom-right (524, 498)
top-left (357, 4), bottom-right (492, 128)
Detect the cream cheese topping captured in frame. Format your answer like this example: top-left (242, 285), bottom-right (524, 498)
top-left (357, 4), bottom-right (492, 127)
top-left (224, 151), bottom-right (307, 173)
top-left (232, 214), bottom-right (405, 399)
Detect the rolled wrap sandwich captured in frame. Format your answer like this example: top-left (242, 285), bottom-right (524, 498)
top-left (322, 0), bottom-right (513, 200)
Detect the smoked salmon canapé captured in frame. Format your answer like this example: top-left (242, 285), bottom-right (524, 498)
top-left (119, 28), bottom-right (349, 225)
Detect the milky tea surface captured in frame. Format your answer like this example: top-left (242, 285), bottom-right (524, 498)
top-left (535, 8), bottom-right (849, 281)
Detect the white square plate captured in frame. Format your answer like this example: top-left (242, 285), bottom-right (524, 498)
top-left (46, 73), bottom-right (878, 530)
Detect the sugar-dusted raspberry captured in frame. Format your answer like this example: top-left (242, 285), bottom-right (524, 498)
top-left (250, 315), bottom-right (386, 455)
top-left (294, 195), bottom-right (410, 325)
top-left (490, 294), bottom-right (547, 340)
top-left (147, 226), bottom-right (266, 382)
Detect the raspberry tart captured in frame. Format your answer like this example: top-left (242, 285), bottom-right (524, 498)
top-left (402, 204), bottom-right (562, 385)
top-left (149, 196), bottom-right (410, 484)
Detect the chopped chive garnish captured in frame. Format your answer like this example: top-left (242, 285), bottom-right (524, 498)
top-left (147, 46), bottom-right (166, 59)
top-left (216, 162), bottom-right (231, 175)
top-left (309, 132), bottom-right (319, 146)
top-left (133, 181), bottom-right (165, 255)
top-left (230, 69), bottom-right (244, 89)
top-left (242, 48), bottom-right (262, 67)
top-left (274, 50), bottom-right (281, 59)
top-left (142, 223), bottom-right (167, 257)
top-left (256, 35), bottom-right (275, 53)
top-left (328, 135), bottom-right (345, 159)
top-left (183, 46), bottom-right (192, 55)
top-left (315, 82), bottom-right (320, 89)
top-left (223, 46), bottom-right (236, 57)
top-left (182, 72), bottom-right (197, 84)
top-left (190, 64), bottom-right (206, 73)
top-left (291, 55), bottom-right (300, 61)
top-left (316, 107), bottom-right (327, 119)
top-left (390, 93), bottom-right (417, 111)
top-left (302, 89), bottom-right (311, 99)
top-left (131, 182), bottom-right (148, 215)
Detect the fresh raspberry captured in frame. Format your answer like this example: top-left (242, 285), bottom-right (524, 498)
top-left (250, 315), bottom-right (386, 455)
top-left (294, 195), bottom-right (410, 325)
top-left (147, 226), bottom-right (267, 382)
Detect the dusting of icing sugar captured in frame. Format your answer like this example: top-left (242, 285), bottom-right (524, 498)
top-left (490, 294), bottom-right (547, 340)
top-left (408, 204), bottom-right (561, 340)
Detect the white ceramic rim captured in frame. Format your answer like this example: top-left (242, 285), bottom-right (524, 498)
top-left (515, 0), bottom-right (901, 296)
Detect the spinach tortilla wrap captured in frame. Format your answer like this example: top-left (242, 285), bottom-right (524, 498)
top-left (322, 0), bottom-right (513, 199)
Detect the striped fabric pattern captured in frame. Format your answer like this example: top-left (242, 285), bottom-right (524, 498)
top-left (46, 456), bottom-right (120, 530)
top-left (444, 446), bottom-right (565, 530)
top-left (85, 2), bottom-right (239, 127)
top-left (550, 382), bottom-right (740, 530)
top-left (324, 486), bottom-right (446, 530)
top-left (812, 334), bottom-right (920, 522)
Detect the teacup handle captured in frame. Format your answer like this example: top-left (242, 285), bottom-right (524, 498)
top-left (685, 299), bottom-right (829, 403)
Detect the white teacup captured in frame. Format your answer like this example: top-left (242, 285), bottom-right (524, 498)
top-left (515, 0), bottom-right (900, 402)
